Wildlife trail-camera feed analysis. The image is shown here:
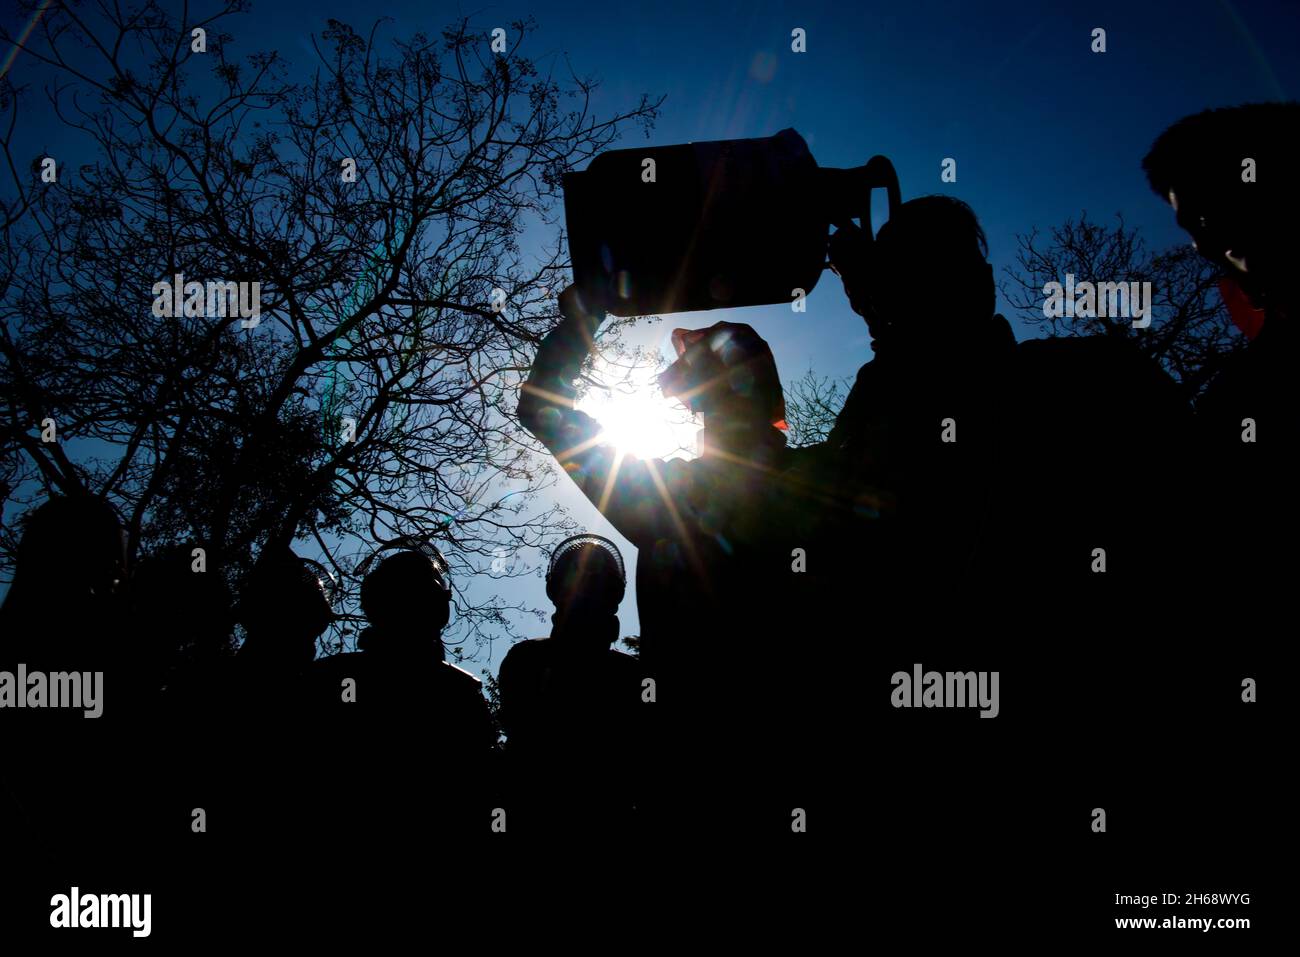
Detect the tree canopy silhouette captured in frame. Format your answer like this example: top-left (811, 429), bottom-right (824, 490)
top-left (1000, 212), bottom-right (1245, 402)
top-left (0, 2), bottom-right (662, 658)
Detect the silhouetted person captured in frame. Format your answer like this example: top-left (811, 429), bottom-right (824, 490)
top-left (206, 546), bottom-right (334, 726)
top-left (1143, 102), bottom-right (1298, 594)
top-left (820, 196), bottom-right (1196, 877)
top-left (127, 545), bottom-right (236, 847)
top-left (497, 534), bottom-right (645, 833)
top-left (824, 195), bottom-right (1190, 595)
top-left (0, 494), bottom-right (126, 669)
top-left (519, 293), bottom-right (823, 836)
top-left (1, 495), bottom-right (129, 850)
top-left (304, 548), bottom-right (497, 841)
top-left (159, 546), bottom-right (334, 842)
top-left (235, 546), bottom-right (335, 677)
top-left (817, 195), bottom-right (1017, 598)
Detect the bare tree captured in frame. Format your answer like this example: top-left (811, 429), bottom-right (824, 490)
top-left (1000, 212), bottom-right (1245, 402)
top-left (0, 1), bottom-right (662, 659)
top-left (782, 366), bottom-right (853, 449)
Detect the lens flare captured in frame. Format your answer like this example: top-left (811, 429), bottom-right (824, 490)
top-left (576, 357), bottom-right (699, 461)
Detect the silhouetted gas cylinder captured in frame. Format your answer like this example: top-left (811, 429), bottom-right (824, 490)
top-left (563, 128), bottom-right (900, 317)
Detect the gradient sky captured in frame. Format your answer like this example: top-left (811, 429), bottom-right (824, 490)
top-left (3, 0), bottom-right (1297, 676)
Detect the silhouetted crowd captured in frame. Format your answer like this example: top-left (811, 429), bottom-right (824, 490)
top-left (1, 102), bottom-right (1294, 850)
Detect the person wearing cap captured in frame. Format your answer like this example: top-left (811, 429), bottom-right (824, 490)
top-left (496, 534), bottom-right (645, 834)
top-left (518, 287), bottom-right (823, 837)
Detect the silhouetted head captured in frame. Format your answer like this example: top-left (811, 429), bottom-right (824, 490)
top-left (238, 547), bottom-right (334, 665)
top-left (1143, 102), bottom-right (1300, 309)
top-left (833, 195), bottom-right (994, 350)
top-left (546, 534), bottom-right (625, 644)
top-left (359, 549), bottom-right (452, 644)
top-left (6, 494), bottom-right (126, 609)
top-left (658, 322), bottom-right (787, 436)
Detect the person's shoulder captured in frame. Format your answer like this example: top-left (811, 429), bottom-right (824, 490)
top-left (605, 648), bottom-right (643, 673)
top-left (1198, 341), bottom-right (1275, 418)
top-left (830, 359), bottom-right (879, 420)
top-left (439, 660), bottom-right (485, 690)
top-left (1017, 331), bottom-right (1144, 363)
top-left (502, 637), bottom-right (551, 661)
top-left (310, 651), bottom-right (365, 673)
top-left (1014, 334), bottom-right (1150, 391)
top-left (500, 637), bottom-right (554, 673)
top-left (967, 313), bottom-right (1018, 358)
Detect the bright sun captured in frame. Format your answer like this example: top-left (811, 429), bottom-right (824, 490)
top-left (576, 356), bottom-right (700, 461)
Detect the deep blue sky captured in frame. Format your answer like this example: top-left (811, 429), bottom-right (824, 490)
top-left (3, 1), bottom-right (1297, 673)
